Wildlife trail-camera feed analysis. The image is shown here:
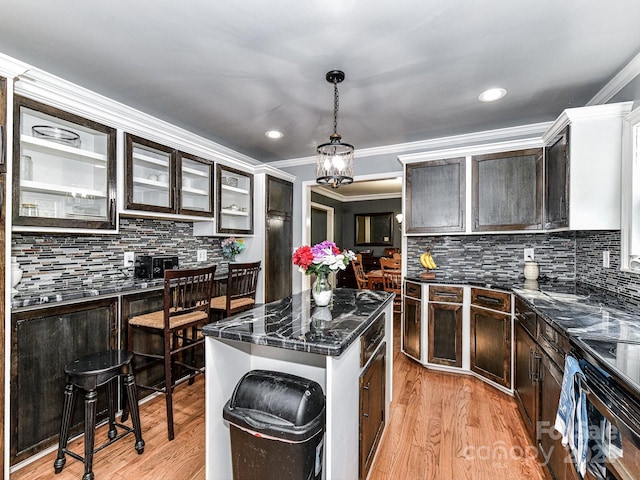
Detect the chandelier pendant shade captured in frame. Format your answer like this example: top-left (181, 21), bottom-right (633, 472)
top-left (316, 70), bottom-right (354, 189)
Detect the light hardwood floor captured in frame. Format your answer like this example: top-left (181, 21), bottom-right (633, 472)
top-left (11, 319), bottom-right (547, 480)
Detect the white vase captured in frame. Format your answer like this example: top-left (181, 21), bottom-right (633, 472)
top-left (11, 257), bottom-right (23, 298)
top-left (524, 261), bottom-right (539, 281)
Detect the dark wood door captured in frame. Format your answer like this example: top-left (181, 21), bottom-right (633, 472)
top-left (10, 298), bottom-right (118, 465)
top-left (0, 173), bottom-right (5, 476)
top-left (0, 76), bottom-right (6, 171)
top-left (545, 126), bottom-right (569, 229)
top-left (402, 295), bottom-right (421, 360)
top-left (265, 175), bottom-right (292, 302)
top-left (514, 321), bottom-right (539, 441)
top-left (360, 344), bottom-right (386, 480)
top-left (472, 148), bottom-right (543, 231)
top-left (428, 302), bottom-right (462, 367)
top-left (406, 157), bottom-right (465, 233)
top-left (470, 306), bottom-right (511, 388)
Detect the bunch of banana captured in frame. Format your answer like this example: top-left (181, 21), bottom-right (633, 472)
top-left (420, 251), bottom-right (437, 270)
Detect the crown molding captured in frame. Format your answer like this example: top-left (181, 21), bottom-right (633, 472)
top-left (542, 101), bottom-right (633, 143)
top-left (11, 61), bottom-right (267, 172)
top-left (398, 137), bottom-right (544, 164)
top-left (272, 122), bottom-right (552, 169)
top-left (587, 50), bottom-right (640, 106)
top-left (0, 53), bottom-right (30, 78)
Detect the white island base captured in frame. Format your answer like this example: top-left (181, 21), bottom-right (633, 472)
top-left (204, 297), bottom-right (393, 480)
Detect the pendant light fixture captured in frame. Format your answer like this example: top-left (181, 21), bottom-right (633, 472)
top-left (316, 70), bottom-right (354, 188)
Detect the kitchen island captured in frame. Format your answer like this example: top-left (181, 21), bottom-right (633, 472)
top-left (202, 288), bottom-right (394, 480)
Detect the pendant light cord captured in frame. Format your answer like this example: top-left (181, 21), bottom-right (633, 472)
top-left (333, 81), bottom-right (339, 136)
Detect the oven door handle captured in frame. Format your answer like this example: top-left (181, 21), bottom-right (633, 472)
top-left (582, 381), bottom-right (640, 449)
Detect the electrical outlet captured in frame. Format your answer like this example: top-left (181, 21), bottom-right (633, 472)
top-left (124, 252), bottom-right (135, 267)
top-left (524, 248), bottom-right (535, 262)
top-left (197, 249), bottom-right (207, 262)
top-left (603, 250), bottom-right (610, 268)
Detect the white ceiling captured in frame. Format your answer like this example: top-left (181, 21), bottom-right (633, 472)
top-left (1, 1), bottom-right (640, 163)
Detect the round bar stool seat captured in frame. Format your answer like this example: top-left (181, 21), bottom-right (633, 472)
top-left (54, 350), bottom-right (144, 480)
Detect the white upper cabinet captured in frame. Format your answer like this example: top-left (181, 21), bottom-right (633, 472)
top-left (542, 102), bottom-right (633, 231)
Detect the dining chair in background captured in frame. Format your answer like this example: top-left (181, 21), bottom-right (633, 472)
top-left (380, 257), bottom-right (402, 315)
top-left (352, 254), bottom-right (369, 289)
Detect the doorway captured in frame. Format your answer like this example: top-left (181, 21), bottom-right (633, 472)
top-left (310, 202), bottom-right (334, 245)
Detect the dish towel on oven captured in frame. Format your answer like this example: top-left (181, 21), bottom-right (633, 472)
top-left (555, 355), bottom-right (589, 476)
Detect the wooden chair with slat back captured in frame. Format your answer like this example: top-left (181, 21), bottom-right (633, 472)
top-left (127, 265), bottom-right (216, 441)
top-left (210, 261), bottom-right (261, 319)
top-left (352, 254), bottom-right (369, 290)
top-left (380, 257), bottom-right (402, 314)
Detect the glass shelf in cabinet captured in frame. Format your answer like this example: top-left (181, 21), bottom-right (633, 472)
top-left (20, 180), bottom-right (107, 198)
top-left (132, 151), bottom-right (170, 167)
top-left (220, 209), bottom-right (250, 216)
top-left (220, 184), bottom-right (249, 195)
top-left (182, 165), bottom-right (209, 177)
top-left (21, 135), bottom-right (108, 163)
top-left (132, 177), bottom-right (171, 189)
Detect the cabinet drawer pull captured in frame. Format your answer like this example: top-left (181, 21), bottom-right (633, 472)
top-left (476, 295), bottom-right (503, 306)
top-left (434, 291), bottom-right (459, 298)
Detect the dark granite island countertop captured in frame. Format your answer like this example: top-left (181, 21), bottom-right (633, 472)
top-left (203, 288), bottom-right (395, 480)
top-left (202, 288), bottom-right (394, 356)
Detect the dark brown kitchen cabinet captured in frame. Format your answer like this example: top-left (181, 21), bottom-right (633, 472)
top-left (402, 281), bottom-right (421, 361)
top-left (427, 285), bottom-right (463, 367)
top-left (359, 343), bottom-right (386, 480)
top-left (10, 298), bottom-right (118, 465)
top-left (1, 76), bottom-right (6, 171)
top-left (514, 320), bottom-right (539, 441)
top-left (470, 305), bottom-right (511, 388)
top-left (405, 157), bottom-right (465, 233)
top-left (544, 126), bottom-right (569, 229)
top-left (472, 148), bottom-right (543, 231)
top-left (13, 96), bottom-right (117, 230)
top-left (216, 164), bottom-right (253, 234)
top-left (265, 175), bottom-right (292, 302)
top-left (124, 133), bottom-right (214, 217)
top-left (428, 302), bottom-right (463, 368)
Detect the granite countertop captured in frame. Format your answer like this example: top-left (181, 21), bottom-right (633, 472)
top-left (202, 288), bottom-right (394, 357)
top-left (11, 268), bottom-right (229, 310)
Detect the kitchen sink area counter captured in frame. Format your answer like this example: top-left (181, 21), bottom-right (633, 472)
top-left (203, 288), bottom-right (394, 480)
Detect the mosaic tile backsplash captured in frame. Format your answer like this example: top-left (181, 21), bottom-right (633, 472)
top-left (408, 230), bottom-right (640, 303)
top-left (11, 218), bottom-right (225, 297)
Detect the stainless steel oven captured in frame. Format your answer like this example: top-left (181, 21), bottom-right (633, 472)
top-left (574, 341), bottom-right (640, 480)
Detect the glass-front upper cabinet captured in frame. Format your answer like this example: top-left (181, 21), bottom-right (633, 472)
top-left (124, 134), bottom-right (214, 217)
top-left (13, 96), bottom-right (116, 229)
top-left (125, 134), bottom-right (175, 214)
top-left (217, 164), bottom-right (253, 234)
top-left (178, 152), bottom-right (214, 216)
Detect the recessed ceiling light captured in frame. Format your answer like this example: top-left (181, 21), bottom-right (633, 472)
top-left (265, 130), bottom-right (284, 139)
top-left (478, 88), bottom-right (507, 102)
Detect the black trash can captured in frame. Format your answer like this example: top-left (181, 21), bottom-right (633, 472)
top-left (223, 370), bottom-right (326, 480)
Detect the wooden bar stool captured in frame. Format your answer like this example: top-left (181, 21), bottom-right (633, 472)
top-left (54, 350), bottom-right (145, 480)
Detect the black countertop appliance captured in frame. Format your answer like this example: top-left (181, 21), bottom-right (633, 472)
top-left (134, 255), bottom-right (179, 279)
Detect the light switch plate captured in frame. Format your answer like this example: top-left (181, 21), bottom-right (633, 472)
top-left (124, 252), bottom-right (135, 267)
top-left (603, 250), bottom-right (610, 268)
top-left (524, 248), bottom-right (534, 262)
top-left (197, 249), bottom-right (207, 262)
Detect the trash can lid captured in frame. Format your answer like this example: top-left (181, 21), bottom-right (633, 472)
top-left (227, 370), bottom-right (325, 426)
